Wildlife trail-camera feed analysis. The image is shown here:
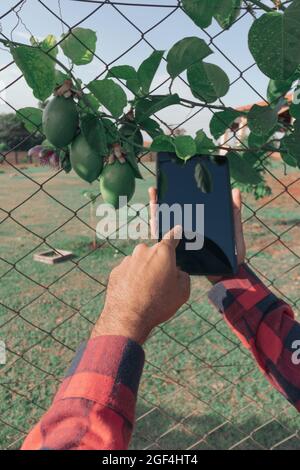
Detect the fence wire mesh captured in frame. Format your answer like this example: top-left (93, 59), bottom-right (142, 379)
top-left (0, 0), bottom-right (300, 451)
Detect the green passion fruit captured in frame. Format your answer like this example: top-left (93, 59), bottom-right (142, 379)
top-left (43, 96), bottom-right (79, 148)
top-left (70, 133), bottom-right (103, 183)
top-left (100, 160), bottom-right (135, 209)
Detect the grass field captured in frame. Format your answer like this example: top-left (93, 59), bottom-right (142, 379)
top-left (0, 160), bottom-right (299, 450)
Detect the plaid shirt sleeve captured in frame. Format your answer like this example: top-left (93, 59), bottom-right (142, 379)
top-left (208, 263), bottom-right (300, 411)
top-left (21, 335), bottom-right (145, 450)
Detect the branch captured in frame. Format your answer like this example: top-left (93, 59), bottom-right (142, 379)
top-left (220, 144), bottom-right (286, 153)
top-left (179, 97), bottom-right (229, 111)
top-left (248, 0), bottom-right (274, 12)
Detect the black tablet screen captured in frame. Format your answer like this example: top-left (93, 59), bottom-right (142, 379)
top-left (157, 153), bottom-right (237, 276)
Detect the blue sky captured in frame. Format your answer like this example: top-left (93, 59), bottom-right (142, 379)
top-left (0, 0), bottom-right (271, 135)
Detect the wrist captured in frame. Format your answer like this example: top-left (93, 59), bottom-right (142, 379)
top-left (91, 311), bottom-right (151, 345)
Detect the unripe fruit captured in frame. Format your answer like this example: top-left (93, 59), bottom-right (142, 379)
top-left (100, 160), bottom-right (135, 209)
top-left (43, 96), bottom-right (79, 148)
top-left (70, 133), bottom-right (103, 183)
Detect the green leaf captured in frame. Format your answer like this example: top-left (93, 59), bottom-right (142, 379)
top-left (135, 94), bottom-right (180, 123)
top-left (182, 0), bottom-right (217, 28)
top-left (80, 113), bottom-right (108, 156)
top-left (174, 135), bottom-right (197, 160)
top-left (140, 118), bottom-right (162, 138)
top-left (79, 93), bottom-right (100, 112)
top-left (209, 107), bottom-right (242, 139)
top-left (122, 142), bottom-right (143, 179)
top-left (252, 182), bottom-right (272, 200)
top-left (214, 0), bottom-right (241, 29)
top-left (227, 151), bottom-right (263, 185)
top-left (267, 77), bottom-right (294, 105)
top-left (137, 50), bottom-right (164, 94)
top-left (280, 120), bottom-right (300, 164)
top-left (119, 122), bottom-right (143, 178)
top-left (241, 150), bottom-right (263, 167)
top-left (87, 79), bottom-right (127, 118)
top-left (103, 118), bottom-right (119, 146)
top-left (127, 79), bottom-right (142, 96)
top-left (59, 149), bottom-right (72, 173)
top-left (166, 37), bottom-right (212, 79)
top-left (182, 0), bottom-right (241, 30)
top-left (11, 45), bottom-right (55, 101)
top-left (54, 70), bottom-right (70, 86)
top-left (187, 62), bottom-right (229, 103)
top-left (150, 135), bottom-right (174, 153)
top-left (194, 161), bottom-right (213, 192)
top-left (108, 65), bottom-right (137, 81)
top-left (289, 102), bottom-right (300, 120)
top-left (281, 152), bottom-right (298, 167)
top-left (60, 27), bottom-right (97, 65)
top-left (195, 129), bottom-right (216, 154)
top-left (107, 65), bottom-right (140, 94)
top-left (17, 107), bottom-right (43, 133)
top-left (39, 34), bottom-right (58, 58)
top-left (248, 2), bottom-right (300, 80)
top-left (248, 130), bottom-right (273, 149)
top-left (247, 104), bottom-right (278, 136)
top-left (247, 133), bottom-right (261, 149)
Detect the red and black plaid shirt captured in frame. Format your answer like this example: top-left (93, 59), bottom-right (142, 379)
top-left (22, 264), bottom-right (300, 450)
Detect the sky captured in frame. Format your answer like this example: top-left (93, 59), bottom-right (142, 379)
top-left (0, 0), bottom-right (272, 136)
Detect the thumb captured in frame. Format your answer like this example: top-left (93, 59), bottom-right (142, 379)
top-left (231, 188), bottom-right (246, 264)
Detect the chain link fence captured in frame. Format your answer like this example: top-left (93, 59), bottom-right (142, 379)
top-left (0, 0), bottom-right (300, 450)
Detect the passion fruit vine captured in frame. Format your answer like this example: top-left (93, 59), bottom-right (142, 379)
top-left (40, 85), bottom-right (142, 209)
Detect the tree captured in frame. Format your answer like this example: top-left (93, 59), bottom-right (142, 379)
top-left (0, 113), bottom-right (43, 152)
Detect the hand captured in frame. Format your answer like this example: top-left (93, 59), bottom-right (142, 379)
top-left (148, 187), bottom-right (246, 283)
top-left (92, 227), bottom-right (190, 345)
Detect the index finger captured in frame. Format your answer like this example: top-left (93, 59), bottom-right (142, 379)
top-left (160, 225), bottom-right (183, 250)
top-left (148, 186), bottom-right (157, 206)
top-left (231, 188), bottom-right (246, 264)
top-left (148, 187), bottom-right (158, 239)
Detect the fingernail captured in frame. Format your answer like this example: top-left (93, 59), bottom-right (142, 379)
top-left (173, 225), bottom-right (183, 239)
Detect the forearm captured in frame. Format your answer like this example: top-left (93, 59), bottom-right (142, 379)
top-left (208, 264), bottom-right (300, 410)
top-left (21, 336), bottom-right (144, 450)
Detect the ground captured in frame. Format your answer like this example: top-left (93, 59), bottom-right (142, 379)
top-left (0, 159), bottom-right (299, 450)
